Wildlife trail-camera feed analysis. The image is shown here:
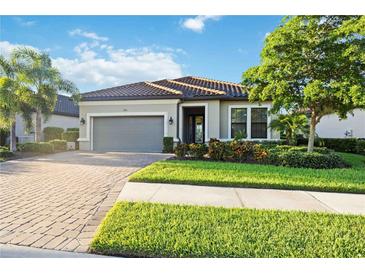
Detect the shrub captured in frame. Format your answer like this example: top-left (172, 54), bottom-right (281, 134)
top-left (66, 128), bottom-right (79, 132)
top-left (319, 138), bottom-right (358, 153)
top-left (19, 142), bottom-right (54, 154)
top-left (208, 138), bottom-right (231, 161)
top-left (272, 145), bottom-right (331, 154)
top-left (174, 143), bottom-right (189, 158)
top-left (62, 131), bottom-right (79, 142)
top-left (266, 150), bottom-right (347, 169)
top-left (189, 143), bottom-right (208, 159)
top-left (43, 127), bottom-right (64, 142)
top-left (256, 140), bottom-right (286, 148)
top-left (229, 140), bottom-right (255, 162)
top-left (49, 139), bottom-right (67, 151)
top-left (356, 140), bottom-right (365, 155)
top-left (253, 144), bottom-right (269, 162)
top-left (0, 146), bottom-right (14, 158)
top-left (162, 137), bottom-right (174, 153)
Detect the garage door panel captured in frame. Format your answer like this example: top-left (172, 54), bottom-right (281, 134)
top-left (93, 116), bottom-right (164, 152)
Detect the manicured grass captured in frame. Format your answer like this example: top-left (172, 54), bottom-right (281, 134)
top-left (129, 153), bottom-right (365, 193)
top-left (90, 202), bottom-right (365, 258)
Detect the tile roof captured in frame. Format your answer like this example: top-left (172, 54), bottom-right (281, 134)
top-left (53, 95), bottom-right (79, 117)
top-left (81, 76), bottom-right (247, 101)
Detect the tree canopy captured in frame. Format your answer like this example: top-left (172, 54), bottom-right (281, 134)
top-left (242, 16), bottom-right (365, 151)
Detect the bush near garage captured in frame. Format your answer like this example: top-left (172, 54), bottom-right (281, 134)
top-left (18, 142), bottom-right (55, 154)
top-left (162, 137), bottom-right (174, 153)
top-left (61, 131), bottom-right (79, 142)
top-left (49, 139), bottom-right (67, 151)
top-left (43, 127), bottom-right (64, 141)
top-left (0, 146), bottom-right (14, 158)
top-left (66, 127), bottom-right (79, 132)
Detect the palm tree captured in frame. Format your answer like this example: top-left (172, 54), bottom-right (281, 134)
top-left (270, 113), bottom-right (309, 145)
top-left (0, 55), bottom-right (33, 151)
top-left (12, 48), bottom-right (79, 142)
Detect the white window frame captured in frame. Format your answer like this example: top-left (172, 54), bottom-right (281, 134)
top-left (228, 105), bottom-right (272, 140)
top-left (179, 102), bottom-right (209, 142)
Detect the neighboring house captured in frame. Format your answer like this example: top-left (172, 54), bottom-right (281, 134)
top-left (16, 94), bottom-right (79, 143)
top-left (79, 76), bottom-right (280, 152)
top-left (316, 109), bottom-right (365, 139)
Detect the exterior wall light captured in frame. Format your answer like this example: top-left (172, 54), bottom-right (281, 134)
top-left (169, 117), bottom-right (174, 125)
top-left (80, 118), bottom-right (86, 125)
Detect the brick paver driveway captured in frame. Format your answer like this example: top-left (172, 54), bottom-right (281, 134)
top-left (0, 151), bottom-right (169, 253)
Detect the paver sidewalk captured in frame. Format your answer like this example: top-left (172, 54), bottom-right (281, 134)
top-left (119, 182), bottom-right (365, 215)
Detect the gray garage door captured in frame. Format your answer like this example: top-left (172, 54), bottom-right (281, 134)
top-left (93, 116), bottom-right (164, 152)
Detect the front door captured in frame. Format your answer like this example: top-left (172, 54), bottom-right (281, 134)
top-left (186, 115), bottom-right (204, 143)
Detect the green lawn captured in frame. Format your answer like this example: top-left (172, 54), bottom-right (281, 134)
top-left (129, 153), bottom-right (365, 193)
top-left (90, 202), bottom-right (365, 258)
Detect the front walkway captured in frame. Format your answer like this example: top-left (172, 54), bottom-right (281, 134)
top-left (119, 182), bottom-right (365, 215)
top-left (0, 151), bottom-right (170, 254)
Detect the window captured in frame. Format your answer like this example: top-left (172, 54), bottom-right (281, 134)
top-left (251, 108), bottom-right (268, 138)
top-left (231, 108), bottom-right (247, 139)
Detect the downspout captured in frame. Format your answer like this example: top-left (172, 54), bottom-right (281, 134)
top-left (176, 100), bottom-right (182, 143)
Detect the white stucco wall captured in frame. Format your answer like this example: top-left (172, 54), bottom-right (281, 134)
top-left (15, 113), bottom-right (79, 143)
top-left (79, 99), bottom-right (279, 151)
top-left (316, 109), bottom-right (365, 138)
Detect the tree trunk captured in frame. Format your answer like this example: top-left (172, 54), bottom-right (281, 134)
top-left (9, 121), bottom-right (16, 152)
top-left (307, 112), bottom-right (317, 152)
top-left (35, 109), bottom-right (42, 143)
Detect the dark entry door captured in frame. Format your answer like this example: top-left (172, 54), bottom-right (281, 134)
top-left (186, 115), bottom-right (204, 144)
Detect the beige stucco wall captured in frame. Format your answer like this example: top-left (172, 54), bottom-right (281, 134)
top-left (316, 109), bottom-right (365, 138)
top-left (15, 113), bottom-right (79, 143)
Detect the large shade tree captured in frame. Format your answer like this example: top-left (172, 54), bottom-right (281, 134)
top-left (12, 48), bottom-right (80, 142)
top-left (0, 56), bottom-right (33, 151)
top-left (242, 16), bottom-right (365, 152)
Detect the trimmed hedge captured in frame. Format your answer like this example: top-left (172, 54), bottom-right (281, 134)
top-left (43, 127), bottom-right (64, 142)
top-left (66, 127), bottom-right (79, 132)
top-left (0, 146), bottom-right (14, 158)
top-left (266, 150), bottom-right (347, 169)
top-left (49, 139), bottom-right (67, 151)
top-left (297, 137), bottom-right (365, 154)
top-left (62, 131), bottom-right (79, 142)
top-left (162, 137), bottom-right (174, 153)
top-left (18, 142), bottom-right (55, 154)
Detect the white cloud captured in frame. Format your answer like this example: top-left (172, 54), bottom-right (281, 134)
top-left (0, 40), bottom-right (183, 91)
top-left (181, 16), bottom-right (221, 33)
top-left (69, 28), bottom-right (109, 41)
top-left (13, 17), bottom-right (36, 27)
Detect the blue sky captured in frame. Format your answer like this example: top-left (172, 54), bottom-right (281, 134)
top-left (0, 16), bottom-right (282, 92)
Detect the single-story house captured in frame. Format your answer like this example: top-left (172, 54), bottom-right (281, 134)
top-left (316, 109), bottom-right (365, 138)
top-left (15, 94), bottom-right (79, 143)
top-left (79, 76), bottom-right (280, 152)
